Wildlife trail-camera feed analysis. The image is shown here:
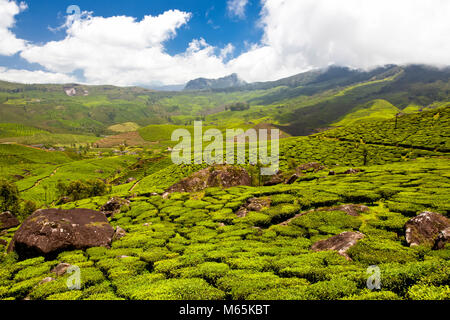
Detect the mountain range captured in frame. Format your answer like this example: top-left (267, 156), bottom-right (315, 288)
top-left (184, 73), bottom-right (247, 91)
top-left (0, 64), bottom-right (448, 138)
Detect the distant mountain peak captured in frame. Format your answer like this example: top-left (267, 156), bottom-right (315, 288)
top-left (184, 73), bottom-right (246, 91)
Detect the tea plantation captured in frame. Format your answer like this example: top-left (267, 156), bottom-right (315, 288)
top-left (0, 107), bottom-right (449, 300)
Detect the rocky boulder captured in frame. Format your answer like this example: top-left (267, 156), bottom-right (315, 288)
top-left (311, 231), bottom-right (365, 260)
top-left (263, 163), bottom-right (325, 187)
top-left (325, 204), bottom-right (369, 216)
top-left (434, 227), bottom-right (450, 250)
top-left (100, 197), bottom-right (130, 217)
top-left (0, 211), bottom-right (20, 230)
top-left (297, 162), bottom-right (325, 172)
top-left (51, 263), bottom-right (72, 276)
top-left (285, 174), bottom-right (299, 185)
top-left (126, 177), bottom-right (137, 184)
top-left (263, 171), bottom-right (298, 186)
top-left (8, 208), bottom-right (115, 259)
top-left (405, 211), bottom-right (450, 248)
top-left (263, 172), bottom-right (285, 186)
top-left (113, 226), bottom-right (127, 240)
top-left (236, 197), bottom-right (271, 218)
top-left (166, 165), bottom-right (252, 193)
top-left (343, 168), bottom-right (361, 174)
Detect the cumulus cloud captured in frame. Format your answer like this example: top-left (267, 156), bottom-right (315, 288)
top-left (228, 0), bottom-right (450, 82)
top-left (220, 43), bottom-right (235, 59)
top-left (0, 67), bottom-right (77, 83)
top-left (0, 0), bottom-right (28, 55)
top-left (227, 0), bottom-right (249, 19)
top-left (19, 9), bottom-right (232, 86)
top-left (1, 0), bottom-right (450, 85)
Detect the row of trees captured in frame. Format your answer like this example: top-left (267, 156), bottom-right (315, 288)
top-left (225, 102), bottom-right (250, 112)
top-left (56, 179), bottom-right (110, 202)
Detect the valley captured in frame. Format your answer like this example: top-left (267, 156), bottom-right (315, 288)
top-left (0, 64), bottom-right (449, 301)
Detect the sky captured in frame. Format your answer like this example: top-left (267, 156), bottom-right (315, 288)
top-left (0, 0), bottom-right (449, 87)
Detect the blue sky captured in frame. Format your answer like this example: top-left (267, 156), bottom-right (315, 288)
top-left (0, 0), bottom-right (449, 86)
top-left (12, 0), bottom-right (263, 56)
top-left (0, 0), bottom-right (264, 80)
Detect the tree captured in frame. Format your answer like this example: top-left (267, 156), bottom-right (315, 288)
top-left (56, 179), bottom-right (67, 198)
top-left (0, 180), bottom-right (20, 213)
top-left (18, 200), bottom-right (37, 221)
top-left (227, 102), bottom-right (250, 111)
top-left (90, 179), bottom-right (109, 197)
top-left (43, 185), bottom-right (48, 202)
top-left (362, 146), bottom-right (369, 166)
top-left (62, 179), bottom-right (109, 202)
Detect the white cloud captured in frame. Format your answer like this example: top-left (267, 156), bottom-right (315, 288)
top-left (1, 0), bottom-right (450, 86)
top-left (0, 67), bottom-right (77, 83)
top-left (220, 43), bottom-right (235, 59)
top-left (227, 0), bottom-right (249, 19)
top-left (0, 0), bottom-right (28, 55)
top-left (19, 10), bottom-right (232, 86)
top-left (228, 0), bottom-right (450, 82)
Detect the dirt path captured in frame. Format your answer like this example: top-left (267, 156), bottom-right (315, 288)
top-left (20, 166), bottom-right (61, 192)
top-left (129, 179), bottom-right (141, 193)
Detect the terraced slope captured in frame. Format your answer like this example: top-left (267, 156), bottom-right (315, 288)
top-left (320, 106), bottom-right (450, 152)
top-left (1, 158), bottom-right (448, 300)
top-left (0, 84), bottom-right (449, 301)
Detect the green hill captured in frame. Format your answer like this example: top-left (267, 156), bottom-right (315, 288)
top-left (0, 65), bottom-right (449, 301)
top-left (0, 123), bottom-right (45, 138)
top-left (0, 64), bottom-right (448, 138)
top-left (321, 106), bottom-right (450, 152)
top-left (332, 99), bottom-right (400, 126)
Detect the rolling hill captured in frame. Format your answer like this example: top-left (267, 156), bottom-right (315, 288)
top-left (0, 64), bottom-right (448, 140)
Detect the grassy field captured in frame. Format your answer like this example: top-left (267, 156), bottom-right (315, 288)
top-left (107, 122), bottom-right (141, 133)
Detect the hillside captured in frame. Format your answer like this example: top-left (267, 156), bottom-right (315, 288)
top-left (331, 99), bottom-right (401, 126)
top-left (0, 101), bottom-right (449, 300)
top-left (0, 64), bottom-right (448, 139)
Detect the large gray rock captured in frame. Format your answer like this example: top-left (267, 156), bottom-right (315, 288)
top-left (405, 211), bottom-right (450, 248)
top-left (8, 208), bottom-right (115, 259)
top-left (311, 231), bottom-right (365, 260)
